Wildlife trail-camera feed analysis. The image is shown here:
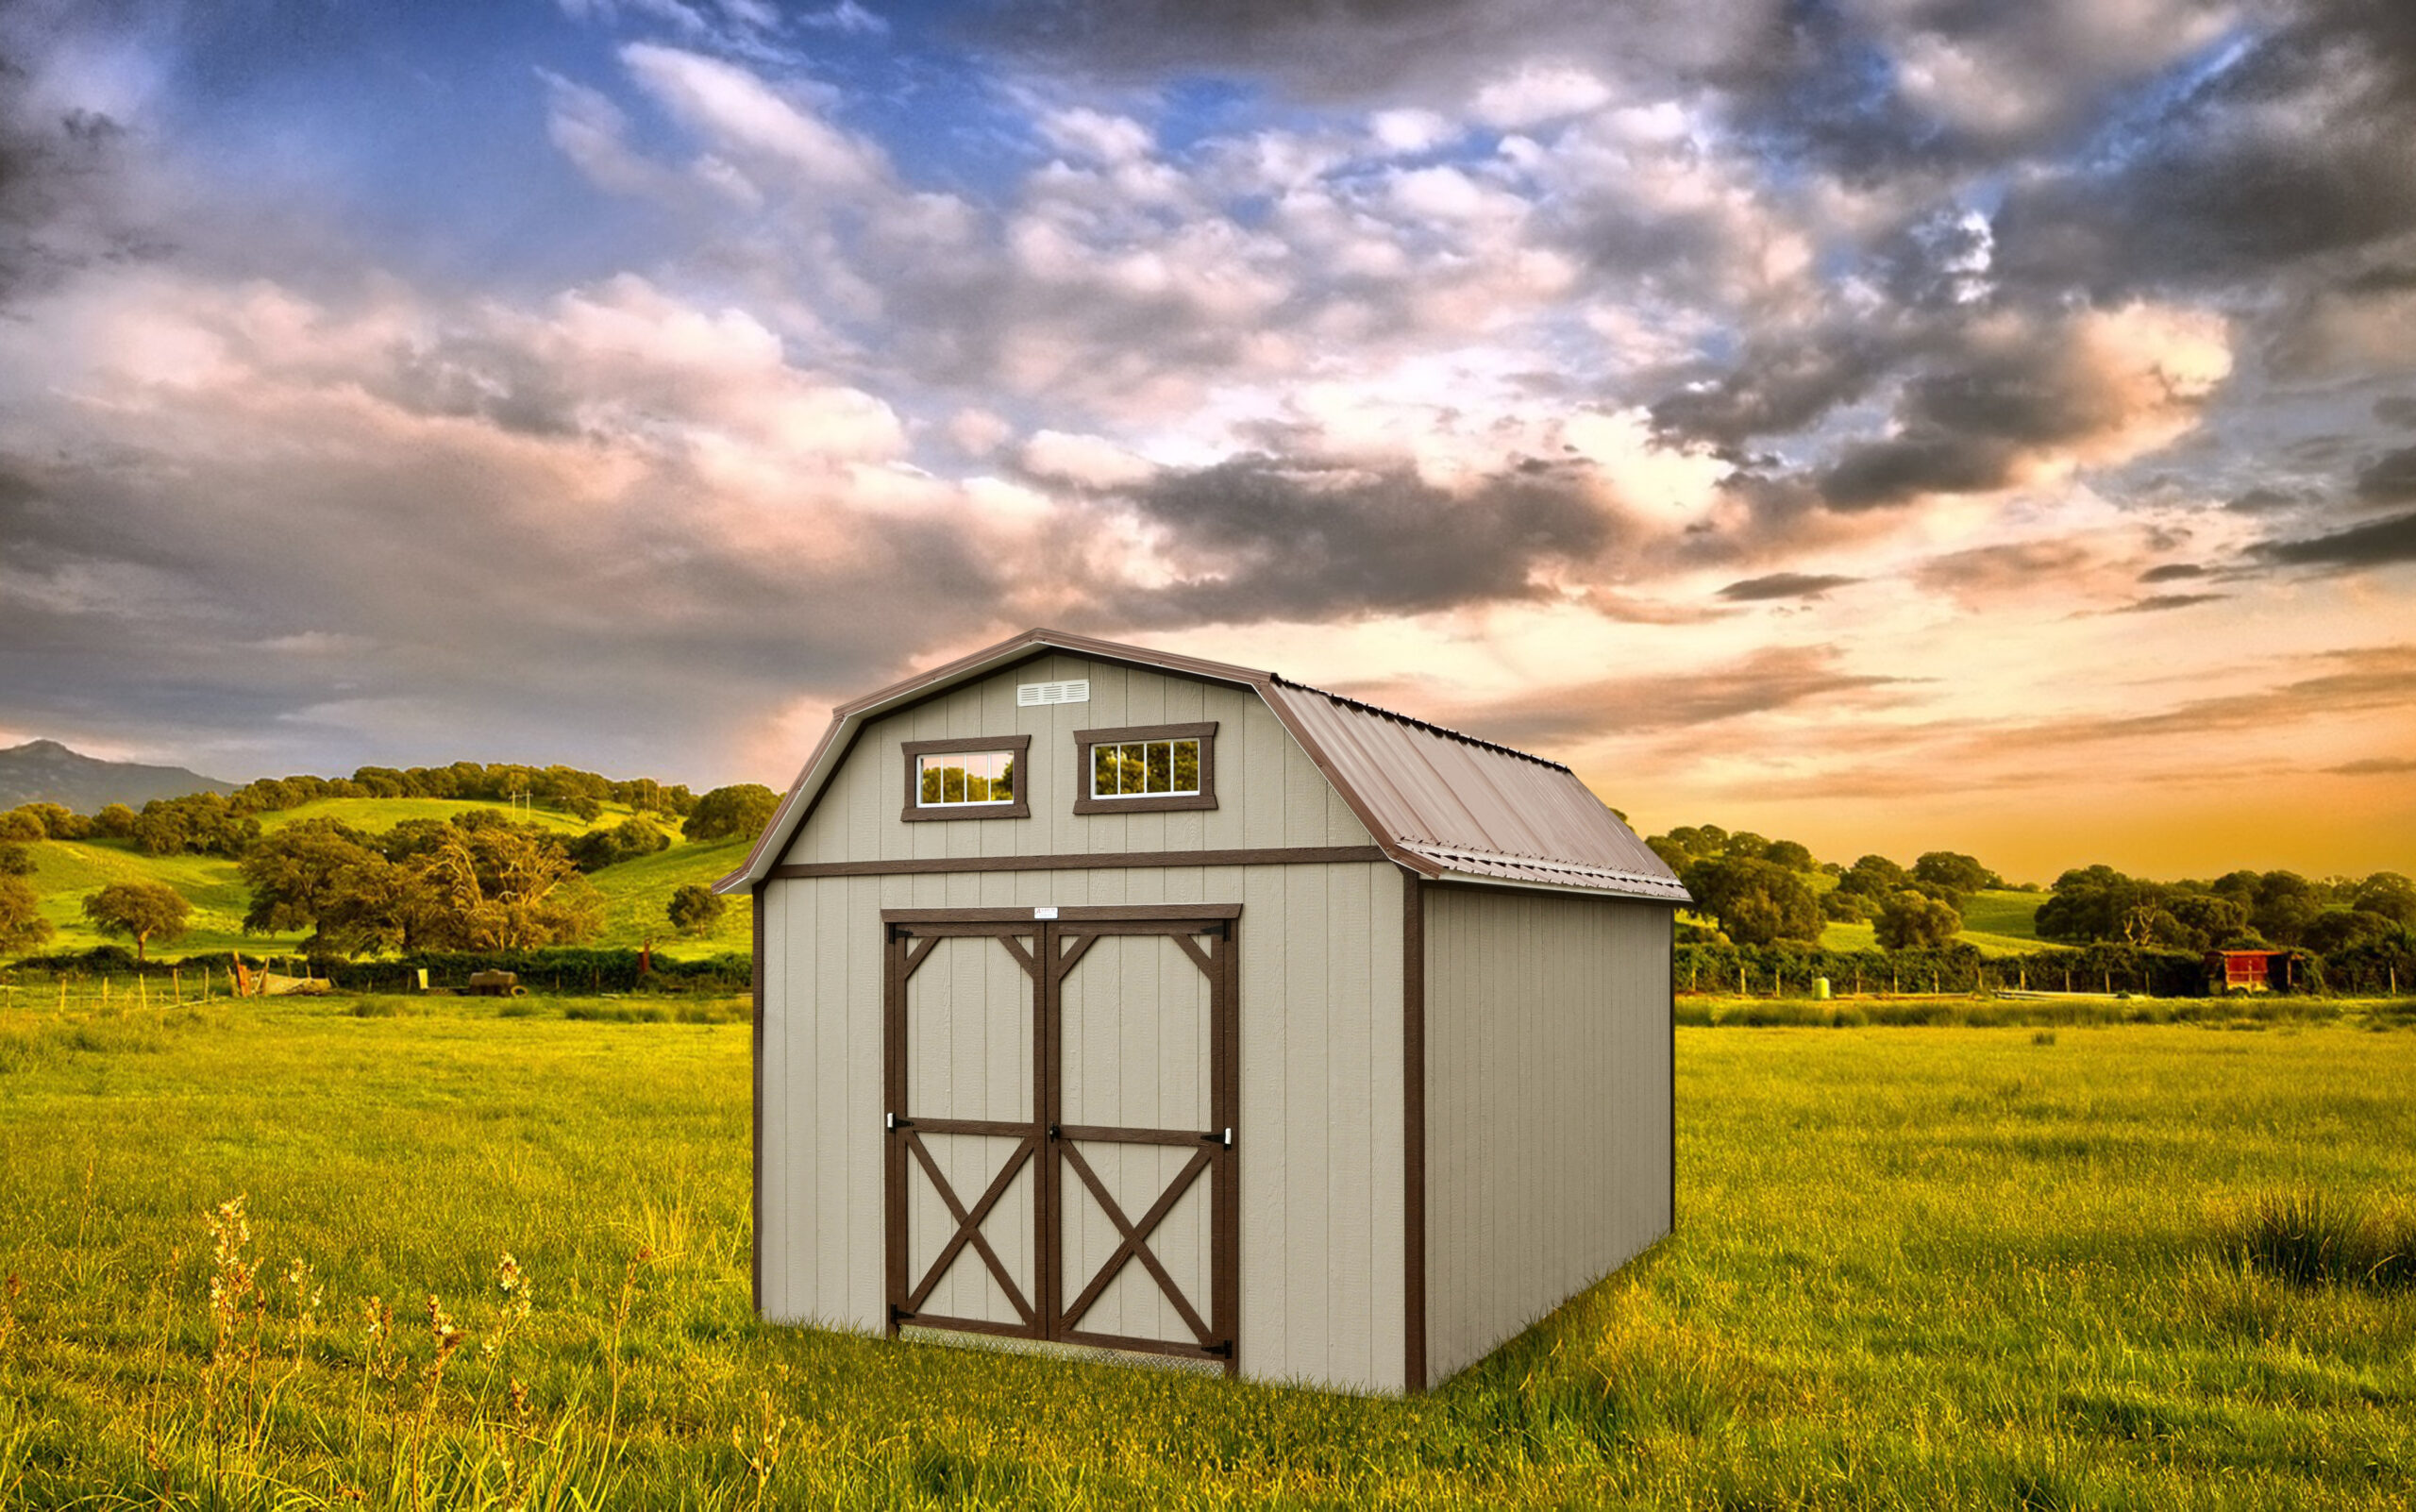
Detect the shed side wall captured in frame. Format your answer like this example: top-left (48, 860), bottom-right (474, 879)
top-left (1421, 885), bottom-right (1671, 1382)
top-left (760, 861), bottom-right (1407, 1393)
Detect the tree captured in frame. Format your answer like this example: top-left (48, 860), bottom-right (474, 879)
top-left (568, 817), bottom-right (670, 873)
top-left (80, 882), bottom-right (191, 963)
top-left (2249, 872), bottom-right (2322, 946)
top-left (2166, 892), bottom-right (2251, 949)
top-left (1821, 889), bottom-right (1874, 923)
top-left (412, 823), bottom-right (601, 949)
top-left (240, 820), bottom-right (382, 945)
top-left (683, 783), bottom-right (780, 843)
top-left (0, 876), bottom-right (53, 956)
top-left (1685, 856), bottom-right (1822, 946)
top-left (0, 811), bottom-right (42, 843)
top-left (2352, 873), bottom-right (2416, 927)
top-left (1835, 854), bottom-right (1911, 899)
top-left (1875, 888), bottom-right (1962, 950)
top-left (667, 883), bottom-right (728, 937)
top-left (1912, 851), bottom-right (1999, 899)
top-left (1764, 839), bottom-right (1816, 871)
top-left (2306, 908), bottom-right (2399, 956)
top-left (93, 803), bottom-right (138, 839)
top-left (0, 845), bottom-right (34, 877)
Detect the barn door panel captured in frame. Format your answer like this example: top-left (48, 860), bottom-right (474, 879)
top-left (1046, 920), bottom-right (1237, 1368)
top-left (888, 925), bottom-right (1044, 1338)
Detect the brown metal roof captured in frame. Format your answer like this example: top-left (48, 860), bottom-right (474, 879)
top-left (721, 628), bottom-right (1688, 904)
top-left (1263, 679), bottom-right (1689, 902)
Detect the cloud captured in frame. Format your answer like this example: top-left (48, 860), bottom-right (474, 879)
top-left (2378, 395), bottom-right (2416, 429)
top-left (1912, 540), bottom-right (2098, 606)
top-left (1431, 644), bottom-right (1914, 748)
top-left (1086, 453), bottom-right (1620, 627)
top-left (2324, 755), bottom-right (2416, 775)
top-left (1818, 304), bottom-right (2232, 510)
top-left (2252, 511), bottom-right (2416, 570)
top-left (1716, 571), bottom-right (1859, 601)
top-left (2139, 563), bottom-right (2207, 582)
top-left (2108, 592), bottom-right (2228, 613)
top-left (2356, 445), bottom-right (2416, 503)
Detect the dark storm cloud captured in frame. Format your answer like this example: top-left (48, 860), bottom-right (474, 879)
top-left (1436, 645), bottom-right (1911, 748)
top-left (0, 63), bottom-right (138, 308)
top-left (2355, 445), bottom-right (2416, 504)
top-left (1993, 0), bottom-right (2416, 294)
top-left (2139, 563), bottom-right (2208, 582)
top-left (2251, 511), bottom-right (2416, 570)
top-left (1649, 328), bottom-right (1903, 452)
top-left (2228, 486), bottom-right (2314, 513)
top-left (1717, 572), bottom-right (1859, 601)
top-left (2108, 592), bottom-right (2227, 613)
top-left (2377, 396), bottom-right (2416, 428)
top-left (1088, 454), bottom-right (1615, 627)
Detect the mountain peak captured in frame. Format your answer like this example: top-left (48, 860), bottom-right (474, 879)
top-left (0, 740), bottom-right (235, 813)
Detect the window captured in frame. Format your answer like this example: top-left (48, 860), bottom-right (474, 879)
top-left (1072, 722), bottom-right (1217, 814)
top-left (900, 735), bottom-right (1032, 822)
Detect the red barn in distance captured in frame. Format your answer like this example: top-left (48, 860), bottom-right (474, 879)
top-left (2206, 949), bottom-right (2301, 993)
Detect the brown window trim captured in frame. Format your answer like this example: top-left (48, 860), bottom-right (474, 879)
top-left (1071, 722), bottom-right (1218, 814)
top-left (900, 734), bottom-right (1032, 822)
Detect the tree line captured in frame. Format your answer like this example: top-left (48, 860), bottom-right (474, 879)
top-left (1646, 824), bottom-right (2004, 950)
top-left (1644, 822), bottom-right (2414, 963)
top-left (0, 769), bottom-right (785, 961)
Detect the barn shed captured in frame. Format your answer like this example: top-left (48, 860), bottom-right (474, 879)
top-left (717, 628), bottom-right (1686, 1393)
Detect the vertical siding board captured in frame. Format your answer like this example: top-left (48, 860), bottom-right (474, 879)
top-left (1421, 886), bottom-right (1671, 1382)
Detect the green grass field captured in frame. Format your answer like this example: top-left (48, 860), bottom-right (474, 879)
top-left (588, 835), bottom-right (752, 958)
top-left (1820, 886), bottom-right (2047, 956)
top-left (1, 993), bottom-right (2409, 1506)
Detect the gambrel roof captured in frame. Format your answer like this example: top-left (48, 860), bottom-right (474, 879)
top-left (718, 628), bottom-right (1689, 903)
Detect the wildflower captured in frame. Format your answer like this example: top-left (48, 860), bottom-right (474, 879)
top-left (287, 1257), bottom-right (323, 1325)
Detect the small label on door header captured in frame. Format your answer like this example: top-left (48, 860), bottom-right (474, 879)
top-left (1033, 905), bottom-right (1059, 919)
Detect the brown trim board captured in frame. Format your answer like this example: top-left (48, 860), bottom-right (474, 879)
top-left (1401, 866), bottom-right (1427, 1394)
top-left (882, 903), bottom-right (1242, 924)
top-left (773, 845), bottom-right (1383, 879)
top-left (751, 882), bottom-right (765, 1318)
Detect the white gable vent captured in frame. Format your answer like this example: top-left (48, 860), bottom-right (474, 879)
top-left (1017, 680), bottom-right (1090, 706)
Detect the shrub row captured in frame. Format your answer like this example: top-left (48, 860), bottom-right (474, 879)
top-left (1681, 942), bottom-right (2217, 998)
top-left (4, 944), bottom-right (753, 994)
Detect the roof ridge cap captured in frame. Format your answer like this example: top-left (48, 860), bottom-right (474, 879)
top-left (1267, 675), bottom-right (1573, 772)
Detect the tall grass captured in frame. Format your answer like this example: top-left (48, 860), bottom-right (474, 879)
top-left (0, 997), bottom-right (2410, 1505)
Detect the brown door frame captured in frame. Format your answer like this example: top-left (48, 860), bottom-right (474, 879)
top-left (881, 905), bottom-right (1240, 1375)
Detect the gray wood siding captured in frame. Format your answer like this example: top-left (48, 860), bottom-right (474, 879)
top-left (1421, 885), bottom-right (1671, 1383)
top-left (778, 654), bottom-right (1373, 864)
top-left (760, 860), bottom-right (1410, 1393)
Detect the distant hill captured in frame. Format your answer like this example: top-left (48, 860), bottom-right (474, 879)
top-left (0, 739), bottom-right (235, 812)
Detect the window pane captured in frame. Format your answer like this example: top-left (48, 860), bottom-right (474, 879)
top-left (996, 756), bottom-right (1015, 800)
top-left (1147, 741), bottom-right (1172, 793)
top-left (920, 760), bottom-right (942, 804)
top-left (1172, 739), bottom-right (1200, 793)
top-left (965, 770), bottom-right (990, 802)
top-left (1118, 744), bottom-right (1146, 795)
top-left (943, 764), bottom-right (965, 803)
top-left (1093, 744), bottom-right (1116, 797)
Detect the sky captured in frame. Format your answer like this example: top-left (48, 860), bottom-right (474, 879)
top-left (1, 0), bottom-right (2411, 882)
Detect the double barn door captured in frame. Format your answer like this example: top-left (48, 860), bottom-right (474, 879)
top-left (881, 906), bottom-right (1238, 1370)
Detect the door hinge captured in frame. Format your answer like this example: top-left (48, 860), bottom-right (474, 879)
top-left (1048, 1122), bottom-right (1061, 1141)
top-left (887, 1113), bottom-right (914, 1132)
top-left (1203, 1127), bottom-right (1232, 1148)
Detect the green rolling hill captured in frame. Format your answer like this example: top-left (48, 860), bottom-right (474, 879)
top-left (5, 799), bottom-right (755, 964)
